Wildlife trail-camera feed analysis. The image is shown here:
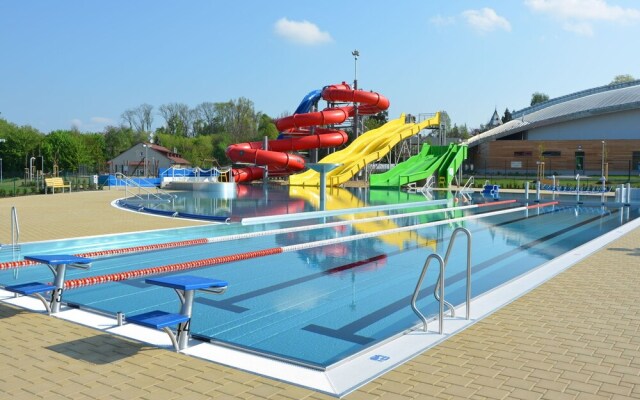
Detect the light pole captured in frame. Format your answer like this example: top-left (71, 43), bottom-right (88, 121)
top-left (0, 138), bottom-right (5, 182)
top-left (143, 144), bottom-right (148, 177)
top-left (352, 50), bottom-right (360, 180)
top-left (352, 49), bottom-right (359, 90)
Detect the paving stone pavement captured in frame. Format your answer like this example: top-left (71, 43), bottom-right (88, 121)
top-left (0, 190), bottom-right (639, 399)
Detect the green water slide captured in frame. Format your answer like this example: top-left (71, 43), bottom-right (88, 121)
top-left (437, 144), bottom-right (468, 187)
top-left (369, 144), bottom-right (449, 188)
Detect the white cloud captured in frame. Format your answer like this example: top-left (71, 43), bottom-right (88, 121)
top-left (462, 8), bottom-right (512, 33)
top-left (274, 17), bottom-right (333, 45)
top-left (525, 0), bottom-right (640, 35)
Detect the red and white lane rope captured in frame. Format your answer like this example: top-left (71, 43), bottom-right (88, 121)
top-left (64, 248), bottom-right (283, 289)
top-left (63, 201), bottom-right (557, 290)
top-left (0, 238), bottom-right (210, 271)
top-left (0, 200), bottom-right (516, 271)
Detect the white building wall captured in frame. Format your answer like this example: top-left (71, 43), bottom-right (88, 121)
top-left (528, 109), bottom-right (640, 140)
top-left (109, 144), bottom-right (171, 175)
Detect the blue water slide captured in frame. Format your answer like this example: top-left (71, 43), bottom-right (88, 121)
top-left (294, 89), bottom-right (322, 114)
top-left (278, 89), bottom-right (323, 139)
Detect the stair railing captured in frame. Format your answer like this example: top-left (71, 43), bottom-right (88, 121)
top-left (11, 206), bottom-right (19, 247)
top-left (115, 172), bottom-right (174, 201)
top-left (411, 253), bottom-right (445, 334)
top-left (434, 227), bottom-right (472, 320)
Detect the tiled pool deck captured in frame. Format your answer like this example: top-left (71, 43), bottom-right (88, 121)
top-left (1, 189), bottom-right (639, 399)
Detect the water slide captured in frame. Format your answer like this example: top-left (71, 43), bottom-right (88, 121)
top-left (289, 113), bottom-right (441, 187)
top-left (226, 83), bottom-right (389, 183)
top-left (437, 143), bottom-right (468, 187)
top-left (370, 143), bottom-right (468, 188)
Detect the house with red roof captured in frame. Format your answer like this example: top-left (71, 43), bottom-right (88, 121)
top-left (107, 142), bottom-right (191, 177)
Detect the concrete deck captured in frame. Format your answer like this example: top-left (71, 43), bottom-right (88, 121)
top-left (1, 189), bottom-right (639, 399)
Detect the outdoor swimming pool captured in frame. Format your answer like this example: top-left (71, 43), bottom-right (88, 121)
top-left (1, 186), bottom-right (637, 372)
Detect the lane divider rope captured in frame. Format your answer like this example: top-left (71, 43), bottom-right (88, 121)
top-left (0, 200), bottom-right (516, 271)
top-left (62, 201), bottom-right (557, 290)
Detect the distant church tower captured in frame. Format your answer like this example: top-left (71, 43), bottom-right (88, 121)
top-left (488, 108), bottom-right (502, 128)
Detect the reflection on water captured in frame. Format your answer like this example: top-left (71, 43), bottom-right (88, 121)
top-left (126, 183), bottom-right (448, 220)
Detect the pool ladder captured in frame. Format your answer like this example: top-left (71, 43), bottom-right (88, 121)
top-left (411, 227), bottom-right (472, 334)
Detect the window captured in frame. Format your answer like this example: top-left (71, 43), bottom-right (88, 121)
top-left (514, 151), bottom-right (532, 157)
top-left (542, 151), bottom-right (561, 157)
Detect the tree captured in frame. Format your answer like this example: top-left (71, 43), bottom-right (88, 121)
top-left (257, 114), bottom-right (279, 141)
top-left (42, 130), bottom-right (83, 173)
top-left (207, 133), bottom-right (232, 165)
top-left (192, 102), bottom-right (221, 136)
top-left (79, 133), bottom-right (107, 173)
top-left (610, 74), bottom-right (635, 85)
top-left (530, 92), bottom-right (549, 106)
top-left (502, 108), bottom-right (512, 123)
top-left (159, 103), bottom-right (192, 136)
top-left (121, 104), bottom-right (154, 133)
top-left (364, 110), bottom-right (388, 131)
top-left (448, 123), bottom-right (470, 140)
top-left (0, 119), bottom-right (43, 176)
top-left (103, 125), bottom-right (137, 159)
top-left (224, 97), bottom-right (260, 142)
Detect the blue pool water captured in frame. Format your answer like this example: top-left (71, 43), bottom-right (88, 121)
top-left (1, 186), bottom-right (637, 368)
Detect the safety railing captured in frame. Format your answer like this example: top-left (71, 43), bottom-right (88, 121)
top-left (115, 172), bottom-right (174, 202)
top-left (460, 176), bottom-right (475, 193)
top-left (11, 206), bottom-right (19, 247)
top-left (422, 176), bottom-right (435, 192)
top-left (411, 253), bottom-right (444, 334)
top-left (412, 227), bottom-right (472, 334)
top-left (434, 227), bottom-right (472, 320)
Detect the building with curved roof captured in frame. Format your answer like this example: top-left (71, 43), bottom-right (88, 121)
top-left (464, 80), bottom-right (640, 178)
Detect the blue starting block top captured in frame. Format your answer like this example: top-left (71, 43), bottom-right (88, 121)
top-left (24, 254), bottom-right (93, 265)
top-left (4, 282), bottom-right (55, 295)
top-left (146, 275), bottom-right (228, 291)
top-left (126, 310), bottom-right (190, 330)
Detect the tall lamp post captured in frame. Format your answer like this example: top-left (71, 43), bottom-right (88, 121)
top-left (0, 138), bottom-right (5, 182)
top-left (352, 50), bottom-right (360, 179)
top-left (142, 144), bottom-right (148, 177)
top-left (352, 49), bottom-right (359, 90)
top-left (352, 50), bottom-right (360, 137)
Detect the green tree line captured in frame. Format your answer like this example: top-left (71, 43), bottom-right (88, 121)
top-left (0, 98), bottom-right (280, 176)
top-left (0, 98), bottom-right (389, 177)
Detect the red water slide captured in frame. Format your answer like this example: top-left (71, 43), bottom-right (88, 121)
top-left (226, 83), bottom-right (390, 182)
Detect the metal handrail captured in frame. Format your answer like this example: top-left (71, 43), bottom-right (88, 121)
top-left (434, 227), bottom-right (472, 320)
top-left (11, 206), bottom-right (19, 246)
top-left (115, 172), bottom-right (174, 201)
top-left (411, 253), bottom-right (445, 334)
top-left (421, 176), bottom-right (435, 192)
top-left (460, 176), bottom-right (474, 192)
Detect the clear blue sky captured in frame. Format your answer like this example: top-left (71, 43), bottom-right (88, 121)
top-left (2, 0), bottom-right (640, 133)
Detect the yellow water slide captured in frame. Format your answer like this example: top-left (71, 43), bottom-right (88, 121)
top-left (289, 112), bottom-right (441, 187)
top-left (289, 186), bottom-right (437, 251)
